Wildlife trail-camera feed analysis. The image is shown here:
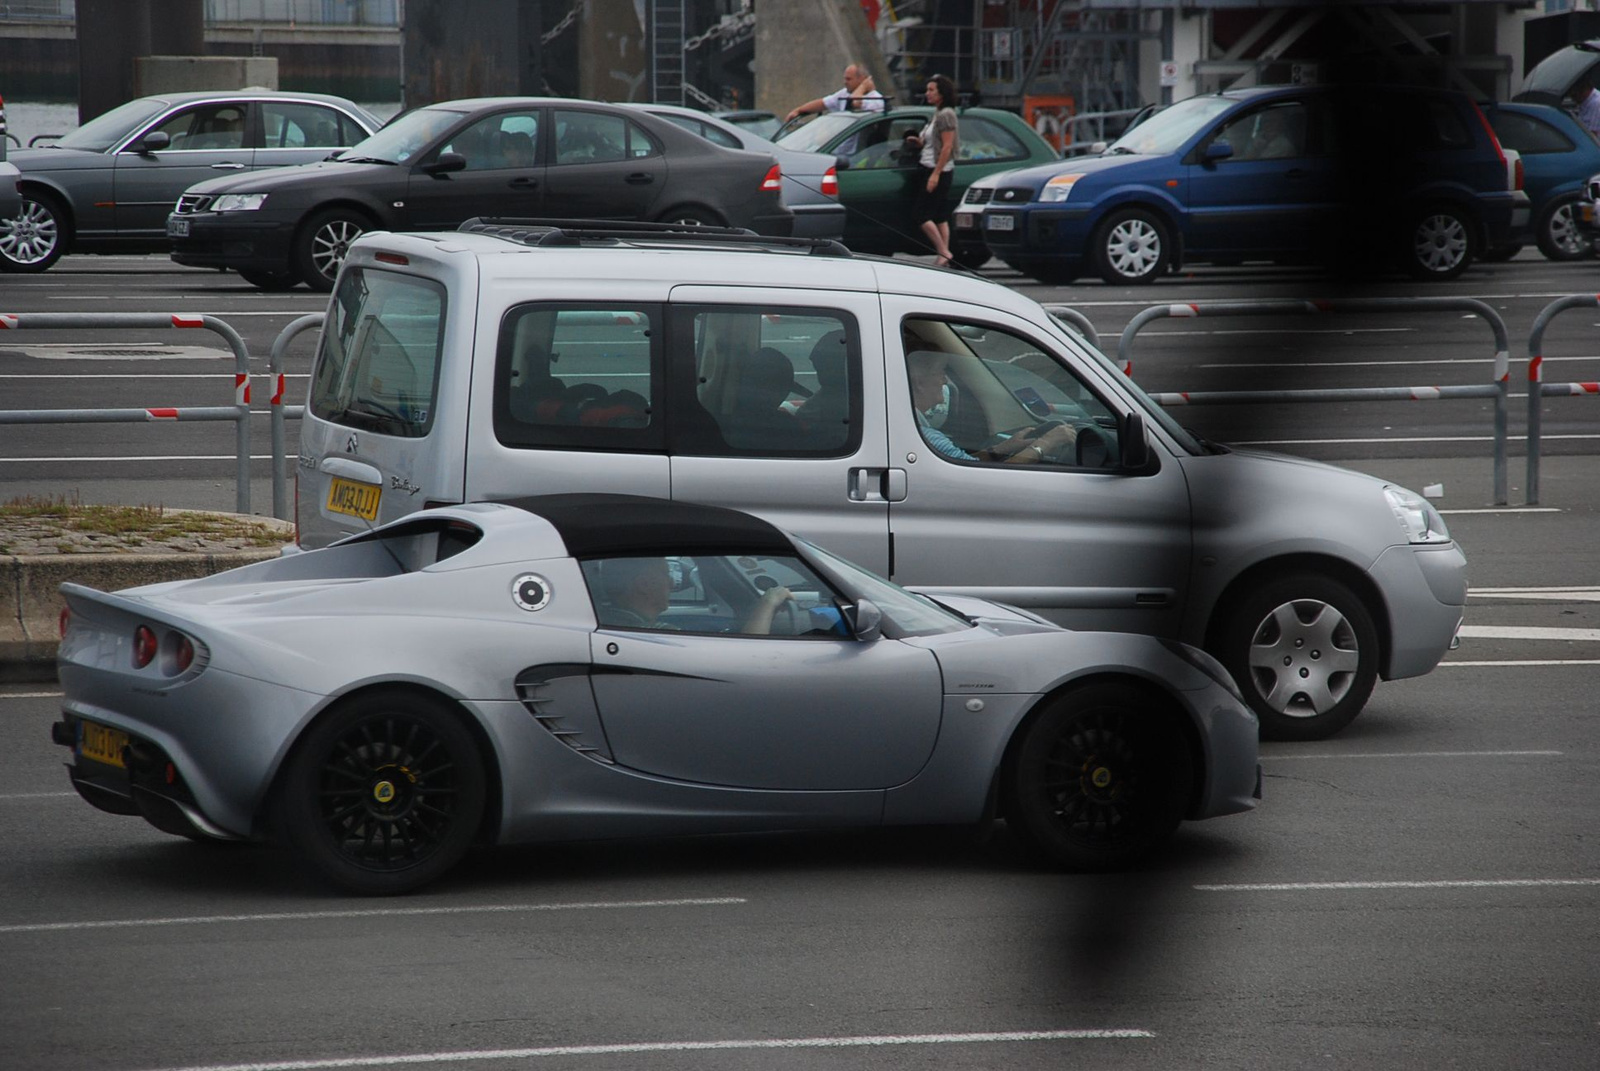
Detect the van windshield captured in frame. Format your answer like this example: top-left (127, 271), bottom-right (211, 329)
top-left (308, 268), bottom-right (446, 438)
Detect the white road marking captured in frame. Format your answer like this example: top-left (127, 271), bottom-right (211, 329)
top-left (0, 898), bottom-right (748, 935)
top-left (1439, 508), bottom-right (1561, 515)
top-left (1458, 625), bottom-right (1600, 641)
top-left (1233, 434), bottom-right (1600, 445)
top-left (1196, 879), bottom-right (1600, 892)
top-left (1442, 658), bottom-right (1600, 667)
top-left (1266, 750), bottom-right (1561, 760)
top-left (1470, 586), bottom-right (1600, 601)
top-left (0, 792), bottom-right (74, 801)
top-left (137, 1030), bottom-right (1155, 1071)
top-left (0, 691), bottom-right (62, 699)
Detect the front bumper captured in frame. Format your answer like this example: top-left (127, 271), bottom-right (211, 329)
top-left (1370, 540), bottom-right (1469, 680)
top-left (168, 212), bottom-right (297, 273)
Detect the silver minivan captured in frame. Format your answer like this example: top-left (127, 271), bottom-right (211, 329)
top-left (295, 223), bottom-right (1466, 741)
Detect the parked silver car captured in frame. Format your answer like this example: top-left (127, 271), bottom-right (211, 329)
top-left (54, 495), bottom-right (1260, 895)
top-left (626, 102), bottom-right (845, 239)
top-left (0, 89), bottom-right (380, 273)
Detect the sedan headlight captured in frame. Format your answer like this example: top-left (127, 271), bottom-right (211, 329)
top-left (1038, 173), bottom-right (1086, 203)
top-left (211, 193), bottom-right (269, 212)
top-left (1384, 485), bottom-right (1451, 544)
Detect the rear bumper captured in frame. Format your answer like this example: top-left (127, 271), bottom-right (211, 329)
top-left (749, 210), bottom-right (795, 238)
top-left (790, 203), bottom-right (846, 240)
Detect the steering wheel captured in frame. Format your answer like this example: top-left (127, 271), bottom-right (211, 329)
top-left (773, 598), bottom-right (802, 636)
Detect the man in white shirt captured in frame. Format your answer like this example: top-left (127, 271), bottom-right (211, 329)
top-left (1575, 76), bottom-right (1600, 138)
top-left (785, 64), bottom-right (886, 122)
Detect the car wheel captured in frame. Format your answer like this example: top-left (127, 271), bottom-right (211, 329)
top-left (294, 207), bottom-right (372, 292)
top-left (1536, 196), bottom-right (1590, 261)
top-left (1216, 572), bottom-right (1379, 742)
top-left (951, 243), bottom-right (991, 270)
top-left (656, 207), bottom-right (725, 228)
top-left (1405, 205), bottom-right (1473, 280)
top-left (1479, 244), bottom-right (1522, 263)
top-left (237, 268), bottom-right (301, 291)
top-left (278, 688), bottom-right (486, 895)
top-left (1094, 208), bottom-right (1170, 285)
top-left (0, 189), bottom-right (69, 273)
top-left (1003, 683), bottom-right (1192, 871)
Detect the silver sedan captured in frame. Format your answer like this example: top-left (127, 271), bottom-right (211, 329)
top-left (53, 495), bottom-right (1259, 895)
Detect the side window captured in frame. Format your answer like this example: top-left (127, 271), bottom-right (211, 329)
top-left (1213, 102), bottom-right (1307, 161)
top-left (261, 102), bottom-right (349, 149)
top-left (841, 117), bottom-right (925, 169)
top-left (696, 122), bottom-right (741, 150)
top-left (493, 302), bottom-right (661, 452)
top-left (439, 111), bottom-right (540, 170)
top-left (627, 121), bottom-right (663, 158)
top-left (956, 116), bottom-right (1029, 163)
top-left (901, 316), bottom-right (1120, 469)
top-left (145, 103), bottom-right (248, 151)
top-left (580, 553), bottom-right (848, 638)
top-left (554, 110), bottom-right (628, 164)
top-left (671, 305), bottom-right (861, 458)
top-left (307, 268), bottom-right (446, 438)
top-left (1489, 111), bottom-right (1575, 155)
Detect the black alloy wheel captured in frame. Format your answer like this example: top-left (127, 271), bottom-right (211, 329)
top-left (280, 689), bottom-right (486, 895)
top-left (1003, 683), bottom-right (1191, 870)
top-left (0, 189), bottom-right (69, 273)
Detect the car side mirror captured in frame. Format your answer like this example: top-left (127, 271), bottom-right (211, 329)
top-left (1120, 411), bottom-right (1150, 470)
top-left (1089, 140), bottom-right (1108, 154)
top-left (422, 152), bottom-right (467, 176)
top-left (1204, 140), bottom-right (1233, 162)
top-left (835, 155), bottom-right (851, 170)
top-left (847, 598), bottom-right (882, 642)
top-left (138, 131), bottom-right (170, 153)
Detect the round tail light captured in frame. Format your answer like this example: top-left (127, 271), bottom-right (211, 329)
top-left (132, 626), bottom-right (157, 668)
top-left (170, 633), bottom-right (195, 674)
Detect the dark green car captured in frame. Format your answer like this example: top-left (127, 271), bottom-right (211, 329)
top-left (774, 106), bottom-right (1059, 267)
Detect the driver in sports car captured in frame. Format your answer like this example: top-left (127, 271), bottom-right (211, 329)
top-left (907, 349), bottom-right (1076, 463)
top-left (597, 556), bottom-right (795, 635)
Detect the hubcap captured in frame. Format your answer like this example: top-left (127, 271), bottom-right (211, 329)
top-left (1246, 598), bottom-right (1361, 717)
top-left (1414, 214), bottom-right (1467, 273)
top-left (0, 200), bottom-right (59, 265)
top-left (315, 717), bottom-right (462, 870)
top-left (311, 219), bottom-right (365, 280)
top-left (1106, 219), bottom-right (1161, 278)
top-left (1549, 204), bottom-right (1583, 257)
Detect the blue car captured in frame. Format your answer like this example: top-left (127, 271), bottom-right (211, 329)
top-left (974, 84), bottom-right (1520, 284)
top-left (1483, 101), bottom-right (1600, 260)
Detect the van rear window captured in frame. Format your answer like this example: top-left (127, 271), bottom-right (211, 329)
top-left (308, 268), bottom-right (446, 439)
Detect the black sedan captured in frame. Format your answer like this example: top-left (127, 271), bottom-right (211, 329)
top-left (170, 96), bottom-right (794, 290)
top-left (0, 90), bottom-right (379, 273)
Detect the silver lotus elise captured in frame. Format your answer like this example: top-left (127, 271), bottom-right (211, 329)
top-left (54, 495), bottom-right (1259, 895)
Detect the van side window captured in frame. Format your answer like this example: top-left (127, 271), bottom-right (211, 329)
top-left (901, 316), bottom-right (1120, 468)
top-left (669, 306), bottom-right (861, 458)
top-left (492, 303), bottom-right (663, 452)
top-left (307, 267), bottom-right (446, 438)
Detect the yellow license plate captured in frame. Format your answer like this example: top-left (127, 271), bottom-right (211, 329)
top-left (327, 477), bottom-right (381, 521)
top-left (80, 720), bottom-right (129, 768)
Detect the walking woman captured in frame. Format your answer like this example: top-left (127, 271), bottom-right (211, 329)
top-left (906, 73), bottom-right (960, 266)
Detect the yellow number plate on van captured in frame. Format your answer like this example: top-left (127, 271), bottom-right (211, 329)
top-left (80, 720), bottom-right (129, 768)
top-left (327, 477), bottom-right (381, 521)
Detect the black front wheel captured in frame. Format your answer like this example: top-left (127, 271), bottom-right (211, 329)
top-left (237, 268), bottom-right (301, 291)
top-left (294, 207), bottom-right (372, 292)
top-left (278, 689), bottom-right (486, 895)
top-left (1003, 684), bottom-right (1192, 871)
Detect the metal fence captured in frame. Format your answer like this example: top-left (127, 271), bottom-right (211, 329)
top-left (1525, 295), bottom-right (1600, 506)
top-left (0, 0), bottom-right (400, 23)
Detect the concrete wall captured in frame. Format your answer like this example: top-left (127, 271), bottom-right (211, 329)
top-left (134, 55), bottom-right (279, 95)
top-left (754, 0), bottom-right (890, 116)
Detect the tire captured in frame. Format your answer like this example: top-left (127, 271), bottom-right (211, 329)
top-left (0, 189), bottom-right (69, 273)
top-left (1094, 207), bottom-right (1170, 285)
top-left (1216, 572), bottom-right (1379, 742)
top-left (655, 207), bottom-right (725, 228)
top-left (1404, 205), bottom-right (1474, 280)
top-left (278, 688), bottom-right (486, 895)
top-left (1003, 683), bottom-right (1192, 871)
top-left (950, 243), bottom-right (991, 270)
top-left (1536, 196), bottom-right (1590, 261)
top-left (293, 207), bottom-right (372, 292)
top-left (1479, 244), bottom-right (1522, 263)
top-left (237, 268), bottom-right (301, 291)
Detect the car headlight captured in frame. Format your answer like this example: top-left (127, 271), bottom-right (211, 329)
top-left (1384, 485), bottom-right (1451, 544)
top-left (1159, 638), bottom-right (1244, 702)
top-left (211, 193), bottom-right (268, 212)
top-left (1038, 173), bottom-right (1085, 203)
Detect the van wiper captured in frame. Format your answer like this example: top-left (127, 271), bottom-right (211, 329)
top-left (332, 401), bottom-right (409, 433)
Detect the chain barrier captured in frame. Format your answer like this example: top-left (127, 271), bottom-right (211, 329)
top-left (540, 2), bottom-right (579, 46)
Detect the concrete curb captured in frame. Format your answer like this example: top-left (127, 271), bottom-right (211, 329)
top-left (1, 544), bottom-right (287, 684)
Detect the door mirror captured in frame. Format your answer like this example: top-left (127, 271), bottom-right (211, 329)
top-left (846, 598), bottom-right (882, 642)
top-left (137, 131), bottom-right (170, 153)
top-left (1204, 139), bottom-right (1234, 162)
top-left (1120, 411), bottom-right (1150, 470)
top-left (1089, 140), bottom-right (1109, 154)
top-left (421, 152), bottom-right (467, 176)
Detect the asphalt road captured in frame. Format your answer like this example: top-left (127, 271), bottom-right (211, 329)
top-left (2, 251), bottom-right (1598, 1069)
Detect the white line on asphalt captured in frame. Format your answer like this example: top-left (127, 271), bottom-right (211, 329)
top-left (0, 792), bottom-right (74, 801)
top-left (1266, 750), bottom-right (1561, 760)
top-left (1234, 434), bottom-right (1600, 445)
top-left (1195, 879), bottom-right (1600, 892)
top-left (0, 898), bottom-right (748, 935)
top-left (1439, 508), bottom-right (1562, 515)
top-left (1442, 658), bottom-right (1600, 667)
top-left (1470, 586), bottom-right (1600, 600)
top-left (0, 691), bottom-right (62, 699)
top-left (136, 1030), bottom-right (1156, 1071)
top-left (1458, 625), bottom-right (1600, 641)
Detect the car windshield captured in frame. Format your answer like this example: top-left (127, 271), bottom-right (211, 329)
top-left (723, 113), bottom-right (780, 139)
top-left (775, 112), bottom-right (859, 154)
top-left (1047, 313), bottom-right (1204, 455)
top-left (55, 97), bottom-right (169, 152)
top-left (1104, 95), bottom-right (1237, 155)
top-left (340, 106), bottom-right (469, 164)
top-left (796, 539), bottom-right (972, 638)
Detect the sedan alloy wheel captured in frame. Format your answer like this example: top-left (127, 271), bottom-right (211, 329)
top-left (1407, 208), bottom-right (1472, 279)
top-left (1536, 196), bottom-right (1591, 261)
top-left (0, 192), bottom-right (66, 272)
top-left (296, 208), bottom-right (371, 292)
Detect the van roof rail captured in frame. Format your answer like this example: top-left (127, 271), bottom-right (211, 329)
top-left (456, 217), bottom-right (854, 257)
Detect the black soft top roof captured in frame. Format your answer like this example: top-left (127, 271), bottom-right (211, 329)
top-left (505, 494), bottom-right (794, 558)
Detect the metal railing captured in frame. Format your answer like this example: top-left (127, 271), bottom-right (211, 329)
top-left (1525, 295), bottom-right (1600, 506)
top-left (268, 312), bottom-right (323, 520)
top-left (0, 313), bottom-right (254, 513)
top-left (1117, 298), bottom-right (1513, 506)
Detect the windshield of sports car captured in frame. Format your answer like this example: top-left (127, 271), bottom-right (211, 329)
top-left (1104, 95), bottom-right (1236, 155)
top-left (774, 112), bottom-right (859, 154)
top-left (57, 98), bottom-right (168, 151)
top-left (796, 540), bottom-right (973, 638)
top-left (339, 105), bottom-right (469, 164)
